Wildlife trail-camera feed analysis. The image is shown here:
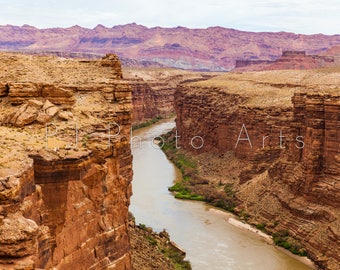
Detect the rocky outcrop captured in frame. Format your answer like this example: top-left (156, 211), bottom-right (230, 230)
top-left (128, 215), bottom-right (189, 270)
top-left (7, 83), bottom-right (76, 106)
top-left (174, 69), bottom-right (340, 270)
top-left (0, 23), bottom-right (339, 71)
top-left (2, 99), bottom-right (71, 127)
top-left (0, 53), bottom-right (133, 269)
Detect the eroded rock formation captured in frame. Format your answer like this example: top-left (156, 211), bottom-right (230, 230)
top-left (174, 69), bottom-right (340, 270)
top-left (0, 53), bottom-right (133, 269)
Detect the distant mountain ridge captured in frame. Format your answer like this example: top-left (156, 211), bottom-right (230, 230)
top-left (0, 23), bottom-right (339, 71)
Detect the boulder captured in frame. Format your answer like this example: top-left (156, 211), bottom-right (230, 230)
top-left (15, 105), bottom-right (39, 127)
top-left (46, 106), bottom-right (60, 117)
top-left (36, 112), bottom-right (52, 124)
top-left (8, 103), bottom-right (39, 127)
top-left (28, 99), bottom-right (43, 109)
top-left (43, 100), bottom-right (60, 117)
top-left (58, 110), bottom-right (73, 121)
top-left (42, 100), bottom-right (55, 110)
top-left (0, 213), bottom-right (38, 257)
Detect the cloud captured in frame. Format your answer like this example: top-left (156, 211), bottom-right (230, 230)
top-left (0, 0), bottom-right (338, 34)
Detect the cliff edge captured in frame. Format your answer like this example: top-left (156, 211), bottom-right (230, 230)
top-left (0, 53), bottom-right (133, 269)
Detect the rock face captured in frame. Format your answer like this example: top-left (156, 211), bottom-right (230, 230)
top-left (0, 23), bottom-right (339, 71)
top-left (174, 69), bottom-right (340, 270)
top-left (0, 53), bottom-right (133, 269)
top-left (123, 68), bottom-right (214, 125)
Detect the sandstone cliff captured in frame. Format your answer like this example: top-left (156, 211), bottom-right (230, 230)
top-left (123, 68), bottom-right (214, 125)
top-left (0, 53), bottom-right (133, 269)
top-left (174, 69), bottom-right (340, 270)
top-left (0, 24), bottom-right (339, 71)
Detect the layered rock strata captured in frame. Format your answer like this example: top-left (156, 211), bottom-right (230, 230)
top-left (174, 69), bottom-right (340, 270)
top-left (234, 49), bottom-right (340, 71)
top-left (123, 68), bottom-right (213, 125)
top-left (0, 53), bottom-right (133, 269)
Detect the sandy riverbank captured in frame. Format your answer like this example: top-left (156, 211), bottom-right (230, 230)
top-left (208, 209), bottom-right (272, 243)
top-left (227, 217), bottom-right (316, 269)
top-left (276, 246), bottom-right (317, 270)
top-left (228, 217), bottom-right (274, 244)
top-left (208, 208), bottom-right (317, 269)
top-left (208, 208), bottom-right (234, 219)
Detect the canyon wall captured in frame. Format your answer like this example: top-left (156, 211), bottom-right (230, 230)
top-left (174, 70), bottom-right (340, 270)
top-left (123, 68), bottom-right (213, 125)
top-left (0, 53), bottom-right (133, 269)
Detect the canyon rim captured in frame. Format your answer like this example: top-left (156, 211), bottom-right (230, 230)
top-left (0, 53), bottom-right (134, 269)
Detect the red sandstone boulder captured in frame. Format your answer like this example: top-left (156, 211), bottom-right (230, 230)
top-left (10, 103), bottom-right (39, 127)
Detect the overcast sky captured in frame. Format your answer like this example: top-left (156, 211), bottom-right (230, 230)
top-left (0, 0), bottom-right (339, 34)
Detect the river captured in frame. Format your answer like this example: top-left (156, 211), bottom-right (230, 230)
top-left (130, 119), bottom-right (313, 270)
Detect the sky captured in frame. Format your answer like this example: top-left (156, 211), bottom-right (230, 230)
top-left (0, 0), bottom-right (339, 35)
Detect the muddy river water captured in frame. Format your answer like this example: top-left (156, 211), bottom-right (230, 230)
top-left (130, 120), bottom-right (313, 270)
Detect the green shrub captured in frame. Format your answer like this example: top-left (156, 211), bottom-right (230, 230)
top-left (145, 235), bottom-right (157, 246)
top-left (161, 247), bottom-right (192, 270)
top-left (273, 231), bottom-right (307, 256)
top-left (224, 183), bottom-right (235, 198)
top-left (132, 116), bottom-right (163, 130)
top-left (256, 223), bottom-right (266, 231)
top-left (169, 182), bottom-right (187, 192)
top-left (212, 199), bottom-right (235, 212)
top-left (138, 223), bottom-right (147, 230)
top-left (169, 182), bottom-right (204, 201)
top-left (175, 192), bottom-right (204, 201)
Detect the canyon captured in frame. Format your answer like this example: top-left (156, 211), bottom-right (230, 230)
top-left (0, 52), bottom-right (193, 270)
top-left (0, 39), bottom-right (339, 270)
top-left (123, 67), bottom-right (214, 125)
top-left (172, 69), bottom-right (340, 270)
top-left (0, 53), bottom-right (133, 269)
top-left (0, 23), bottom-right (339, 71)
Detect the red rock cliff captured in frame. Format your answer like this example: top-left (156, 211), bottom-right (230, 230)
top-left (174, 70), bottom-right (340, 270)
top-left (123, 68), bottom-right (213, 125)
top-left (0, 53), bottom-right (133, 269)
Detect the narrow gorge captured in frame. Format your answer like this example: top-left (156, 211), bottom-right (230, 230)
top-left (172, 69), bottom-right (340, 270)
top-left (123, 67), bottom-right (213, 126)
